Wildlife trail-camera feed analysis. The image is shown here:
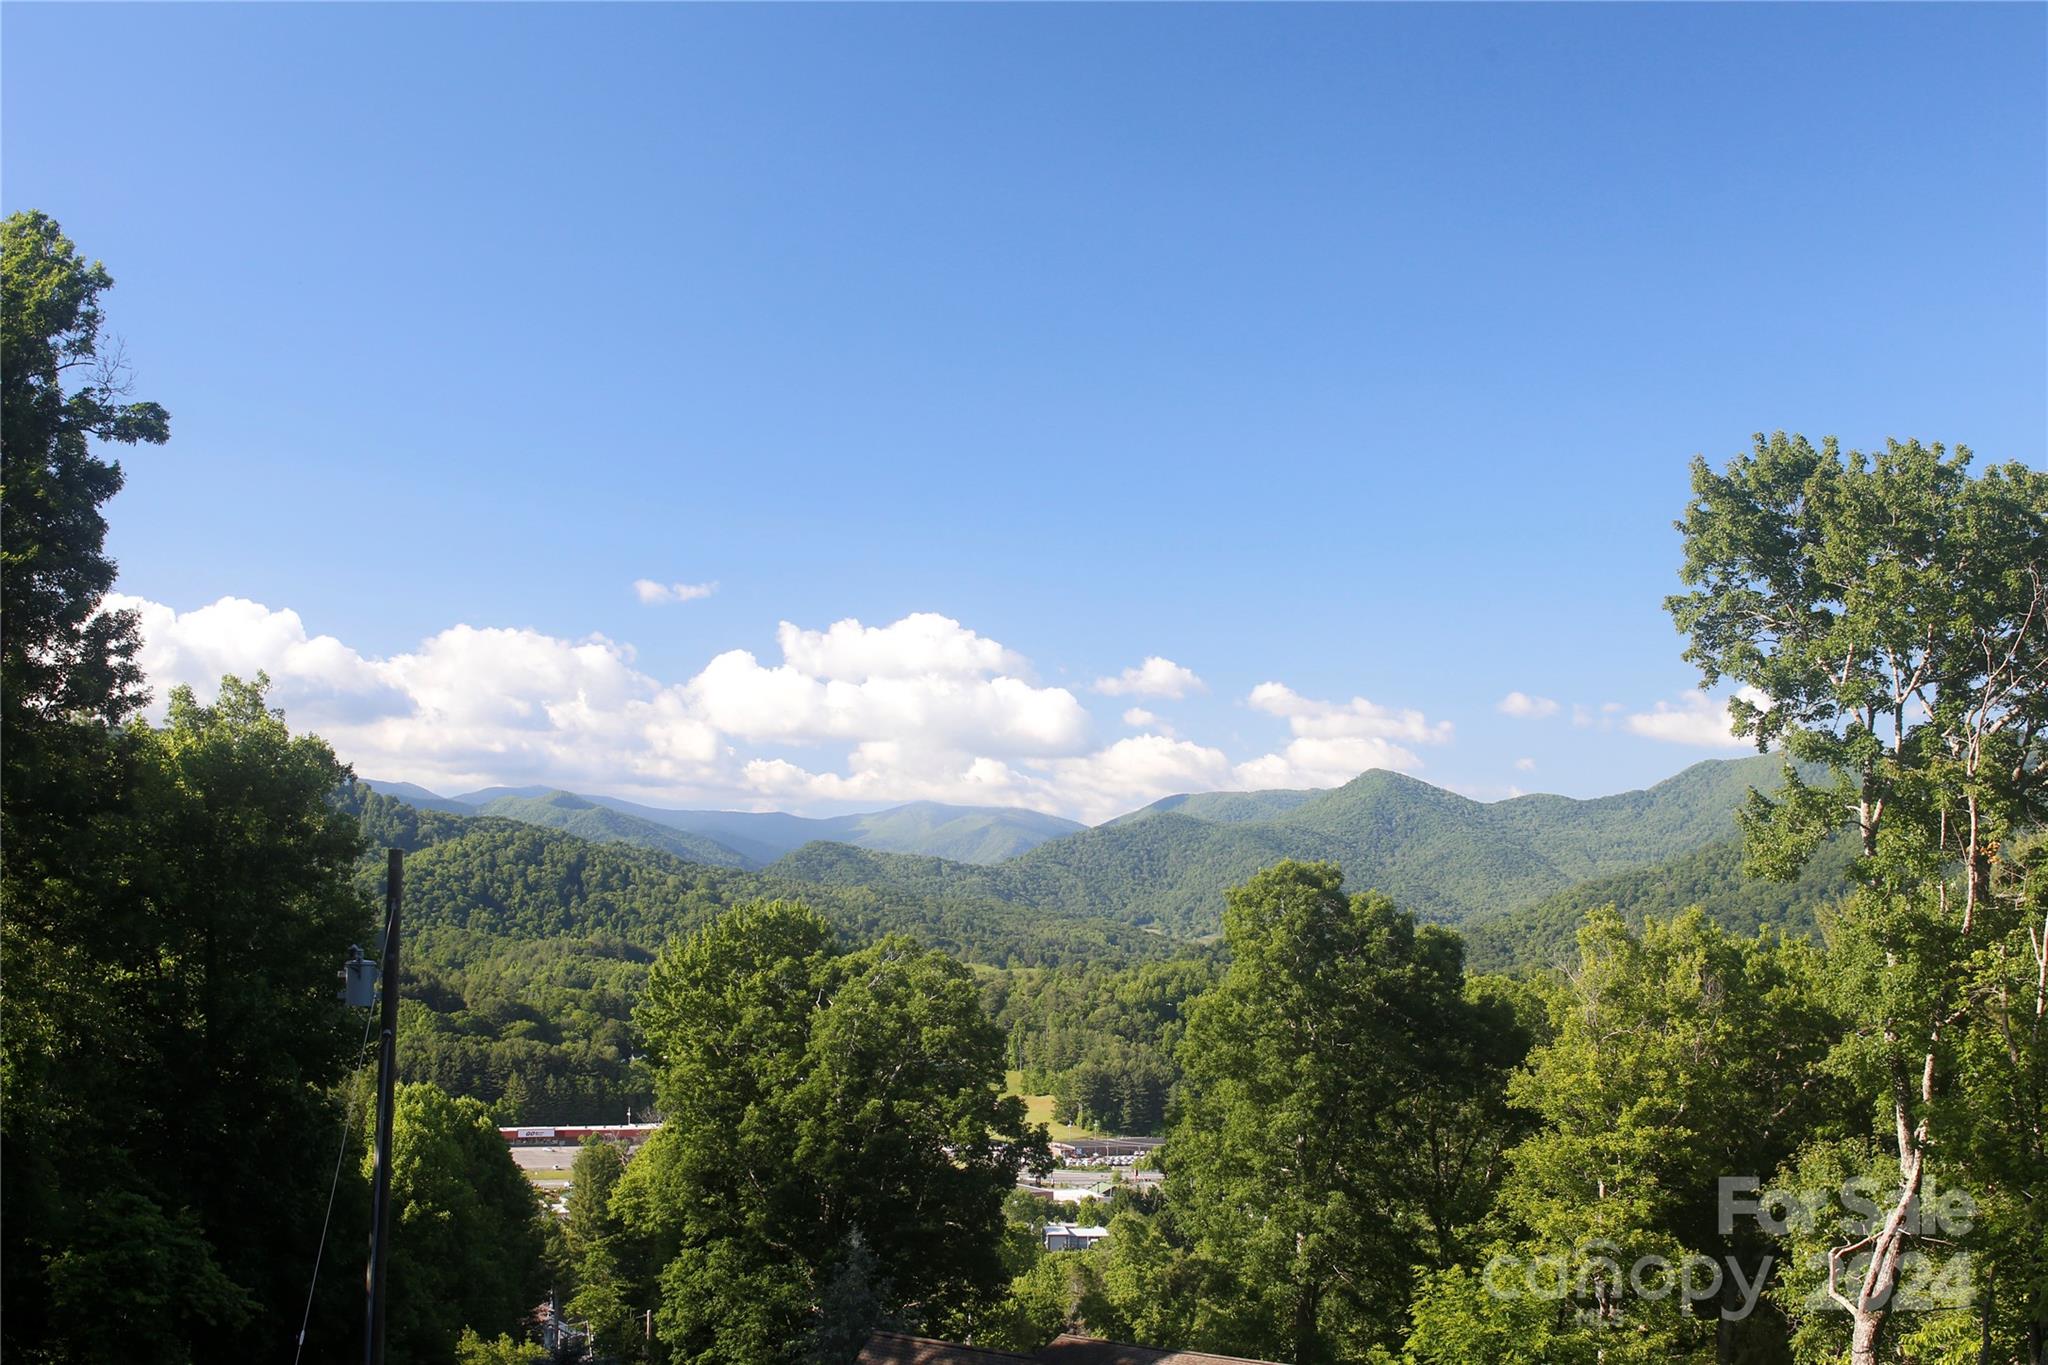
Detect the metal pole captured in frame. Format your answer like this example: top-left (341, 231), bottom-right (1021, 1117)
top-left (366, 849), bottom-right (402, 1365)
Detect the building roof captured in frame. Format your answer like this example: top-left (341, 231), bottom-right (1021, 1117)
top-left (1045, 1222), bottom-right (1110, 1238)
top-left (857, 1332), bottom-right (1040, 1364)
top-left (1034, 1333), bottom-right (1284, 1364)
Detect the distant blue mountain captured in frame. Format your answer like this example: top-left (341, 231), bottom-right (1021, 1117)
top-left (358, 779), bottom-right (474, 814)
top-left (358, 781), bottom-right (1085, 867)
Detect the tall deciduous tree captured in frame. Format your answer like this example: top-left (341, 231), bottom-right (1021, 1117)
top-left (377, 1082), bottom-right (548, 1365)
top-left (618, 901), bottom-right (1049, 1362)
top-left (1404, 909), bottom-right (1845, 1365)
top-left (3, 677), bottom-right (375, 1362)
top-left (1667, 433), bottom-right (2048, 1364)
top-left (1, 209), bottom-right (167, 734)
top-left (564, 1136), bottom-right (651, 1361)
top-left (2, 213), bottom-right (378, 1363)
top-left (1161, 861), bottom-right (1523, 1363)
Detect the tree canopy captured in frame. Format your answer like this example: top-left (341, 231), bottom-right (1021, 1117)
top-left (1, 209), bottom-right (168, 733)
top-left (615, 900), bottom-right (1051, 1361)
top-left (1667, 432), bottom-right (2048, 1363)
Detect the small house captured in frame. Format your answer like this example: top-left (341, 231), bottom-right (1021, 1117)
top-left (1043, 1221), bottom-right (1109, 1251)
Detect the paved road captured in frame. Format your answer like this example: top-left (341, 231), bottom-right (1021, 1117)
top-left (509, 1145), bottom-right (579, 1183)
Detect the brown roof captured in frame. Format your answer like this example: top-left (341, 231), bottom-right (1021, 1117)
top-left (1034, 1332), bottom-right (1285, 1365)
top-left (858, 1332), bottom-right (1040, 1364)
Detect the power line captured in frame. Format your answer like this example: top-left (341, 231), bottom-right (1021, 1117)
top-left (291, 912), bottom-right (388, 1365)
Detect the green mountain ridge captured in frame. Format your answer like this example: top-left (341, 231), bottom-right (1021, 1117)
top-left (361, 781), bottom-right (1085, 866)
top-left (471, 790), bottom-right (754, 868)
top-left (1461, 831), bottom-right (1860, 973)
top-left (340, 784), bottom-right (1155, 969)
top-left (363, 755), bottom-right (1816, 947)
top-left (770, 754), bottom-right (1799, 935)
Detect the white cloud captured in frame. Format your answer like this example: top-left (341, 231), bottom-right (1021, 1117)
top-left (1229, 682), bottom-right (1454, 789)
top-left (1498, 691), bottom-right (1560, 719)
top-left (115, 595), bottom-right (1462, 821)
top-left (1625, 688), bottom-right (1767, 749)
top-left (633, 579), bottom-right (717, 605)
top-left (1246, 682), bottom-right (1453, 746)
top-left (778, 612), bottom-right (1025, 681)
top-left (111, 596), bottom-right (729, 794)
top-left (112, 595), bottom-right (405, 725)
top-left (1092, 656), bottom-right (1205, 699)
top-left (687, 640), bottom-right (1088, 757)
top-left (1047, 736), bottom-right (1237, 821)
top-left (1515, 756), bottom-right (1537, 772)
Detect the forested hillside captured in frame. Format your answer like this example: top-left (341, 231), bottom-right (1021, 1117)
top-left (775, 754), bottom-right (1801, 934)
top-left (342, 750), bottom-right (1851, 1129)
top-left (1460, 831), bottom-right (1859, 972)
top-left (338, 785), bottom-right (1167, 1124)
top-left (470, 790), bottom-right (754, 867)
top-left (343, 784), bottom-right (1153, 966)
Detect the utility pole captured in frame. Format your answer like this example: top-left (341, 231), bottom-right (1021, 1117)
top-left (365, 849), bottom-right (402, 1365)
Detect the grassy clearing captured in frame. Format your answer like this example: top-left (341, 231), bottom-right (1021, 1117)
top-left (1004, 1069), bottom-right (1103, 1143)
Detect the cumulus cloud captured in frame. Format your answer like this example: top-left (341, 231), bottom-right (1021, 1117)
top-left (778, 613), bottom-right (1025, 681)
top-left (116, 595), bottom-right (728, 794)
top-left (1092, 656), bottom-right (1205, 699)
top-left (113, 595), bottom-right (406, 725)
top-left (1515, 756), bottom-right (1537, 772)
top-left (114, 595), bottom-right (1460, 821)
top-left (1231, 682), bottom-right (1453, 789)
top-left (688, 617), bottom-right (1087, 756)
top-left (1246, 682), bottom-right (1452, 745)
top-left (632, 579), bottom-right (717, 605)
top-left (1625, 688), bottom-right (1767, 749)
top-left (1498, 691), bottom-right (1560, 719)
top-left (1047, 736), bottom-right (1237, 821)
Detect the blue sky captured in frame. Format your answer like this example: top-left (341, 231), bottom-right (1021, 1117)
top-left (5, 3), bottom-right (2043, 820)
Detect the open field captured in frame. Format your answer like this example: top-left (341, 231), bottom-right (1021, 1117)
top-left (1004, 1070), bottom-right (1103, 1143)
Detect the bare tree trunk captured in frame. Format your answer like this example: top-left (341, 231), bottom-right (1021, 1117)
top-left (1836, 1073), bottom-right (1927, 1365)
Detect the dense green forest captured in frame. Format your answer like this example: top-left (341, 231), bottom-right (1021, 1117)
top-left (0, 214), bottom-right (550, 1364)
top-left (1461, 830), bottom-right (1861, 972)
top-left (763, 755), bottom-right (1802, 935)
top-left (983, 953), bottom-right (1222, 1134)
top-left (375, 754), bottom-right (1809, 941)
top-left (339, 784), bottom-right (1172, 1125)
top-left (378, 796), bottom-right (1868, 1131)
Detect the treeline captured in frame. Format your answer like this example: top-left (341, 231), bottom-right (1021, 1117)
top-left (339, 783), bottom-right (1176, 1128)
top-left (1461, 828), bottom-right (1858, 972)
top-left (0, 212), bottom-right (550, 1364)
top-left (983, 955), bottom-right (1220, 1135)
top-left (773, 754), bottom-right (1802, 936)
top-left (387, 794), bottom-right (1861, 1134)
top-left (341, 782), bottom-right (1166, 969)
top-left (403, 929), bottom-right (656, 1126)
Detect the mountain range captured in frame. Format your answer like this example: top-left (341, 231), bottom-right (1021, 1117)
top-left (366, 753), bottom-right (1817, 940)
top-left (359, 781), bottom-right (1085, 868)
